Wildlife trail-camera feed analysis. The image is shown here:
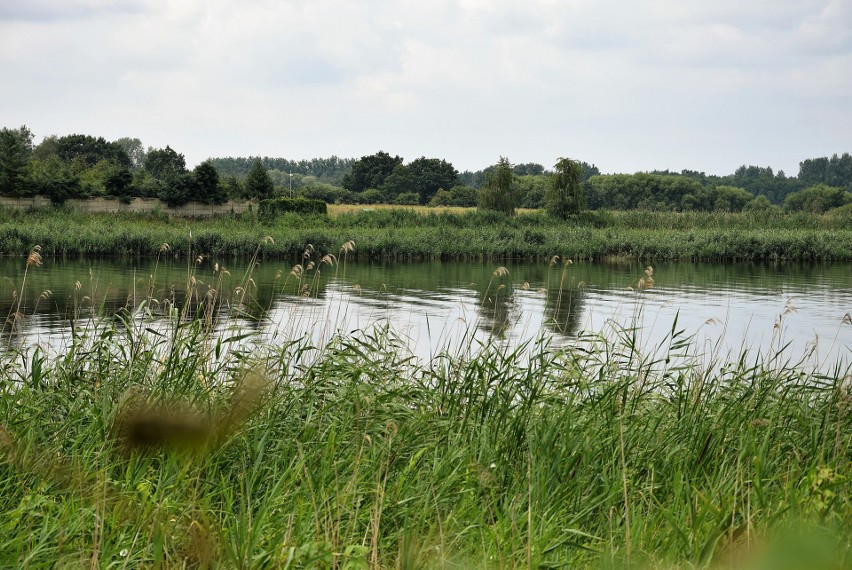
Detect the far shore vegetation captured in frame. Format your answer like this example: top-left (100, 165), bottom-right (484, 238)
top-left (1, 126), bottom-right (850, 215)
top-left (0, 205), bottom-right (850, 261)
top-left (2, 125), bottom-right (852, 262)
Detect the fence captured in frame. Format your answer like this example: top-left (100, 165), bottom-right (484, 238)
top-left (0, 196), bottom-right (256, 217)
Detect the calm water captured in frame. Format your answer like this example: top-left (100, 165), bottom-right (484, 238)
top-left (1, 257), bottom-right (850, 365)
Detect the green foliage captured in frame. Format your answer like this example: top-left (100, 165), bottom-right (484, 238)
top-left (429, 184), bottom-right (478, 207)
top-left (359, 188), bottom-right (384, 204)
top-left (798, 152), bottom-right (852, 188)
top-left (0, 208), bottom-right (850, 260)
top-left (219, 175), bottom-right (244, 200)
top-left (27, 156), bottom-right (80, 203)
top-left (711, 185), bottom-right (755, 212)
top-left (132, 170), bottom-right (162, 198)
top-left (727, 164), bottom-right (799, 203)
top-left (0, 311), bottom-right (850, 567)
top-left (518, 175), bottom-right (549, 209)
top-left (144, 146), bottom-right (187, 180)
top-left (298, 182), bottom-right (362, 204)
top-left (54, 133), bottom-right (131, 169)
top-left (192, 160), bottom-right (226, 204)
top-left (258, 197), bottom-right (327, 219)
top-left (245, 158), bottom-right (275, 200)
top-left (103, 164), bottom-right (134, 200)
top-left (743, 194), bottom-right (779, 214)
top-left (113, 137), bottom-right (147, 169)
top-left (0, 125), bottom-right (34, 197)
top-left (342, 151), bottom-right (403, 194)
top-left (588, 173), bottom-right (705, 210)
top-left (784, 184), bottom-right (852, 214)
top-left (478, 157), bottom-right (522, 215)
top-left (393, 192), bottom-right (420, 205)
top-left (512, 162), bottom-right (545, 176)
top-left (209, 155), bottom-right (354, 186)
top-left (381, 157), bottom-right (459, 205)
top-left (157, 174), bottom-right (195, 207)
top-left (825, 203), bottom-right (852, 225)
top-left (142, 146), bottom-right (196, 206)
top-left (546, 157), bottom-right (585, 219)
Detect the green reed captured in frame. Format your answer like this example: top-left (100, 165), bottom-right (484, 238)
top-left (0, 291), bottom-right (850, 567)
top-left (1, 206), bottom-right (851, 261)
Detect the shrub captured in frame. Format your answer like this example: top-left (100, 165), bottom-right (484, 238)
top-left (784, 184), bottom-right (852, 214)
top-left (394, 192), bottom-right (420, 205)
top-left (258, 197), bottom-right (327, 219)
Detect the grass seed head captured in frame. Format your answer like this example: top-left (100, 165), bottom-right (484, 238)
top-left (26, 249), bottom-right (42, 267)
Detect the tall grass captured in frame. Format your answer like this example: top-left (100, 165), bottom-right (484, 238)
top-left (0, 284), bottom-right (850, 567)
top-left (1, 206), bottom-right (851, 261)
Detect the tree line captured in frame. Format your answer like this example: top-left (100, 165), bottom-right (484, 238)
top-left (1, 125), bottom-right (850, 215)
top-left (0, 127), bottom-right (282, 206)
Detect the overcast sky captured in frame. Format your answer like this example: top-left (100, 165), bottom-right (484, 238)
top-left (1, 0), bottom-right (850, 175)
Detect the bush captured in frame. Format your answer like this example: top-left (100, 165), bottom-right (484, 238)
top-left (784, 184), bottom-right (852, 214)
top-left (429, 185), bottom-right (478, 207)
top-left (394, 192), bottom-right (420, 205)
top-left (360, 188), bottom-right (384, 204)
top-left (259, 197), bottom-right (327, 219)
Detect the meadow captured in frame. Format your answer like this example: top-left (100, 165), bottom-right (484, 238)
top-left (0, 205), bottom-right (850, 261)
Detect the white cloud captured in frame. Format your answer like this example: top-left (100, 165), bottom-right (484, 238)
top-left (0, 0), bottom-right (849, 174)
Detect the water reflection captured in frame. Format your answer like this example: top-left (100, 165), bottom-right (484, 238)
top-left (1, 257), bottom-right (849, 364)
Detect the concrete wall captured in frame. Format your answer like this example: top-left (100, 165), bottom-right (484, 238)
top-left (0, 196), bottom-right (256, 217)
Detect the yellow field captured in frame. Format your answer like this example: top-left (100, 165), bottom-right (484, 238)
top-left (327, 203), bottom-right (539, 217)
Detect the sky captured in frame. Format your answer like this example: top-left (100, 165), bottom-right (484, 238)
top-left (1, 0), bottom-right (850, 175)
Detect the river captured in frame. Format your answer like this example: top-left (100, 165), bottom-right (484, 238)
top-left (1, 257), bottom-right (850, 366)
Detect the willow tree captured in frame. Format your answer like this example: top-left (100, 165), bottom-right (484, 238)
top-left (546, 157), bottom-right (585, 219)
top-left (478, 156), bottom-right (521, 215)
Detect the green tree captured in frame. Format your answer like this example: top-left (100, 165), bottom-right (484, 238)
top-left (104, 164), bottom-right (134, 200)
top-left (513, 162), bottom-right (545, 176)
top-left (114, 137), bottom-right (147, 169)
top-left (28, 156), bottom-right (80, 204)
top-left (478, 157), bottom-right (521, 215)
top-left (143, 146), bottom-right (193, 206)
top-left (222, 175), bottom-right (246, 200)
top-left (382, 157), bottom-right (464, 204)
top-left (157, 173), bottom-right (195, 207)
top-left (711, 185), bottom-right (754, 212)
top-left (408, 157), bottom-right (459, 204)
top-left (245, 158), bottom-right (275, 200)
top-left (193, 160), bottom-right (225, 204)
top-left (144, 146), bottom-right (187, 180)
top-left (0, 125), bottom-right (34, 196)
top-left (429, 184), bottom-right (477, 207)
top-left (32, 135), bottom-right (59, 161)
top-left (55, 134), bottom-right (131, 168)
top-left (743, 195), bottom-right (778, 214)
top-left (784, 184), bottom-right (852, 214)
top-left (342, 151), bottom-right (403, 194)
top-left (546, 158), bottom-right (585, 218)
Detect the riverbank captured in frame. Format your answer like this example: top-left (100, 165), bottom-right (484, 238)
top-left (1, 206), bottom-right (851, 261)
top-left (1, 318), bottom-right (850, 567)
